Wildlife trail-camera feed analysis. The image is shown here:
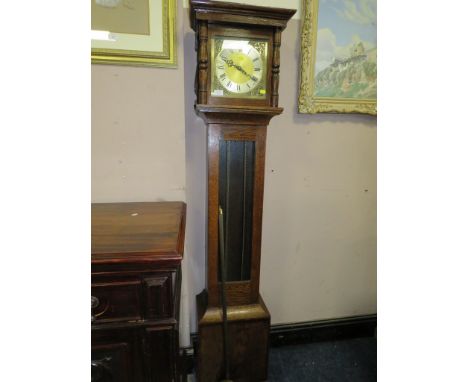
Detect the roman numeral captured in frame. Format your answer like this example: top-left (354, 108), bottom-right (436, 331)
top-left (217, 66), bottom-right (224, 69)
top-left (237, 85), bottom-right (241, 91)
top-left (220, 73), bottom-right (226, 79)
top-left (227, 81), bottom-right (232, 87)
top-left (253, 58), bottom-right (259, 62)
top-left (252, 76), bottom-right (258, 82)
top-left (254, 68), bottom-right (260, 71)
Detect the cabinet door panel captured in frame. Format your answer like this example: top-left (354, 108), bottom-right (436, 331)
top-left (144, 326), bottom-right (176, 382)
top-left (91, 343), bottom-right (130, 382)
top-left (92, 328), bottom-right (144, 382)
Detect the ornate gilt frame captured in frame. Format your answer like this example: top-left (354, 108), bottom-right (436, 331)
top-left (298, 0), bottom-right (377, 115)
top-left (91, 0), bottom-right (177, 68)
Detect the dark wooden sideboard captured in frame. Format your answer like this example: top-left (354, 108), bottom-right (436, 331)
top-left (91, 202), bottom-right (186, 382)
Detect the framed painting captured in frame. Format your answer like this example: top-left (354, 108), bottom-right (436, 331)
top-left (91, 0), bottom-right (177, 68)
top-left (299, 0), bottom-right (377, 114)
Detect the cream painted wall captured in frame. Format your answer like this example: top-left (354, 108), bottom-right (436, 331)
top-left (261, 21), bottom-right (377, 320)
top-left (91, 64), bottom-right (186, 202)
top-left (92, 1), bottom-right (376, 339)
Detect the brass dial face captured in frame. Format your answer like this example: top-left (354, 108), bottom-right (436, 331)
top-left (215, 46), bottom-right (262, 94)
top-left (211, 37), bottom-right (268, 99)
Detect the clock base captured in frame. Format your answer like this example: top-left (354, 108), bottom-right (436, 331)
top-left (196, 290), bottom-right (271, 382)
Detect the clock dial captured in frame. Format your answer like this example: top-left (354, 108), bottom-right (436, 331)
top-left (211, 38), bottom-right (268, 99)
top-left (215, 46), bottom-right (263, 94)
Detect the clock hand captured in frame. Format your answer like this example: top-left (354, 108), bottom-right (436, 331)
top-left (222, 57), bottom-right (256, 81)
top-left (235, 64), bottom-right (255, 80)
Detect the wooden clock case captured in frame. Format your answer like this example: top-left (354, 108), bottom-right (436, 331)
top-left (190, 1), bottom-right (295, 381)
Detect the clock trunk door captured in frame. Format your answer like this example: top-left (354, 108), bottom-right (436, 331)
top-left (218, 139), bottom-right (255, 281)
top-left (207, 124), bottom-right (267, 305)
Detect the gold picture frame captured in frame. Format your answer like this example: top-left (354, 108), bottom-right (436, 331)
top-left (298, 0), bottom-right (377, 115)
top-left (91, 0), bottom-right (177, 68)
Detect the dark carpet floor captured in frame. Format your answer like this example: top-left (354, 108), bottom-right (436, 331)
top-left (268, 337), bottom-right (377, 382)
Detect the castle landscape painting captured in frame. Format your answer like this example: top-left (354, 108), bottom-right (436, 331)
top-left (314, 0), bottom-right (376, 99)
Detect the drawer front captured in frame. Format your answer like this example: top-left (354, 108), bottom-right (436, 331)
top-left (92, 280), bottom-right (142, 323)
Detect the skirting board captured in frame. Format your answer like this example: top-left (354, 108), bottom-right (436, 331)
top-left (180, 314), bottom-right (377, 378)
top-left (269, 314), bottom-right (377, 347)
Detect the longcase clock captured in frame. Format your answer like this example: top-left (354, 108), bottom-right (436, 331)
top-left (190, 1), bottom-right (295, 381)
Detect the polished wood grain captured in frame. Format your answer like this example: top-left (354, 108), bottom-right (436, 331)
top-left (196, 104), bottom-right (283, 125)
top-left (197, 20), bottom-right (209, 104)
top-left (191, 2), bottom-right (294, 380)
top-left (91, 334), bottom-right (133, 382)
top-left (92, 279), bottom-right (142, 323)
top-left (197, 292), bottom-right (271, 382)
top-left (190, 0), bottom-right (296, 30)
top-left (92, 202), bottom-right (186, 382)
top-left (204, 122), bottom-right (270, 307)
top-left (195, 106), bottom-right (280, 308)
top-left (271, 28), bottom-right (282, 107)
top-left (191, 0), bottom-right (296, 109)
top-left (92, 202), bottom-right (186, 266)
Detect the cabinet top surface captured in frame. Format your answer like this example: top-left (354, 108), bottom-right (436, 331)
top-left (92, 202), bottom-right (186, 264)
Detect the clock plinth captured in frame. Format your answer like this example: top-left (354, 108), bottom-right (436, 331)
top-left (191, 1), bottom-right (295, 381)
top-left (196, 290), bottom-right (270, 381)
